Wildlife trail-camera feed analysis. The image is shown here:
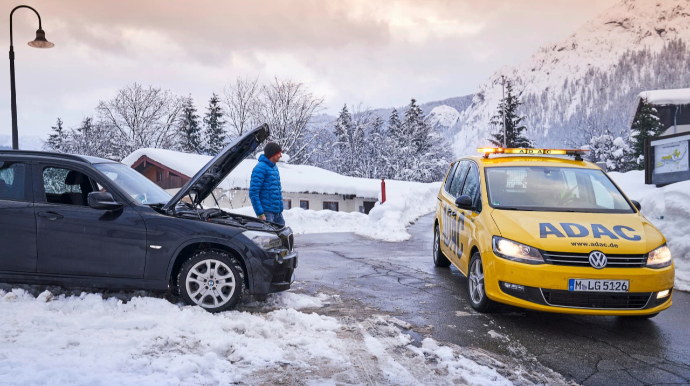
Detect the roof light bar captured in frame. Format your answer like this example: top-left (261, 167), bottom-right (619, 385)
top-left (477, 147), bottom-right (589, 160)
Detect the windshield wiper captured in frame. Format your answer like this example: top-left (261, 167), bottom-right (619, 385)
top-left (495, 207), bottom-right (535, 211)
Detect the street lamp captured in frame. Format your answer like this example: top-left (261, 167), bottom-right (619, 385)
top-left (9, 5), bottom-right (54, 150)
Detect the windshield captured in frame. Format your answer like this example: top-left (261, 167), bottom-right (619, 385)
top-left (485, 166), bottom-right (634, 213)
top-left (94, 163), bottom-right (171, 205)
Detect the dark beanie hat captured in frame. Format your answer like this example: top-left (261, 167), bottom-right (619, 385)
top-left (264, 142), bottom-right (282, 158)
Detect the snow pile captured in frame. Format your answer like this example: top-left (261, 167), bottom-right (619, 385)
top-left (228, 181), bottom-right (440, 242)
top-left (609, 171), bottom-right (690, 291)
top-left (356, 182), bottom-right (441, 242)
top-left (0, 289), bottom-right (554, 386)
top-left (228, 206), bottom-right (369, 235)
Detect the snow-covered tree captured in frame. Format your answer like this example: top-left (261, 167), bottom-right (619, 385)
top-left (177, 96), bottom-right (203, 154)
top-left (332, 104), bottom-right (353, 173)
top-left (67, 117), bottom-right (115, 159)
top-left (629, 97), bottom-right (663, 169)
top-left (203, 93), bottom-right (227, 156)
top-left (223, 77), bottom-right (259, 139)
top-left (588, 132), bottom-right (634, 172)
top-left (96, 83), bottom-right (184, 159)
top-left (44, 118), bottom-right (68, 152)
top-left (488, 80), bottom-right (532, 148)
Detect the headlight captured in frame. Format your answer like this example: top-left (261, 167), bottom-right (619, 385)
top-left (242, 231), bottom-right (283, 250)
top-left (646, 244), bottom-right (672, 268)
top-left (492, 236), bottom-right (544, 264)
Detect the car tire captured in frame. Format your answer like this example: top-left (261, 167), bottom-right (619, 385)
top-left (433, 224), bottom-right (451, 268)
top-left (467, 251), bottom-right (498, 313)
top-left (177, 250), bottom-right (245, 313)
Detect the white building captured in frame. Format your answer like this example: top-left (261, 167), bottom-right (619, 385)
top-left (122, 148), bottom-right (380, 214)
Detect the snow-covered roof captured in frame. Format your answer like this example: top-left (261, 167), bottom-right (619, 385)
top-left (638, 88), bottom-right (690, 106)
top-left (122, 148), bottom-right (434, 198)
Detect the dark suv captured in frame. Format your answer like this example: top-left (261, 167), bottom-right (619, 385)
top-left (0, 125), bottom-right (297, 312)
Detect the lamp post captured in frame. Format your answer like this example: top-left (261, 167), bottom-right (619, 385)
top-left (9, 5), bottom-right (54, 150)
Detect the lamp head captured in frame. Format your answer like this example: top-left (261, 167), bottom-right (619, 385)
top-left (28, 28), bottom-right (54, 48)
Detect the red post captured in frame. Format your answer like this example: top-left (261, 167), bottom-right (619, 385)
top-left (381, 178), bottom-right (386, 204)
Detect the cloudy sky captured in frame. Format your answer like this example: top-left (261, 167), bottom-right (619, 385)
top-left (0, 0), bottom-right (617, 140)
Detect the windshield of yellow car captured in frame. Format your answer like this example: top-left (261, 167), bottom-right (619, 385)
top-left (485, 166), bottom-right (634, 213)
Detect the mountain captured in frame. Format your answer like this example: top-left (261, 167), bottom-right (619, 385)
top-left (426, 105), bottom-right (461, 141)
top-left (0, 135), bottom-right (45, 150)
top-left (454, 0), bottom-right (690, 156)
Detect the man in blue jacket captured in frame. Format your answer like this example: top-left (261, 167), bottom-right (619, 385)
top-left (249, 142), bottom-right (285, 226)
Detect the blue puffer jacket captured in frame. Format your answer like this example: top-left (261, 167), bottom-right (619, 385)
top-left (249, 154), bottom-right (283, 216)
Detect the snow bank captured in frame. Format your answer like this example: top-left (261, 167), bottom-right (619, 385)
top-left (228, 206), bottom-right (368, 235)
top-left (0, 289), bottom-right (551, 385)
top-left (356, 182), bottom-right (441, 242)
top-left (227, 181), bottom-right (441, 242)
top-left (609, 171), bottom-right (690, 291)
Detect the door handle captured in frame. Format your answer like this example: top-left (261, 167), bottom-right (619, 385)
top-left (38, 211), bottom-right (63, 220)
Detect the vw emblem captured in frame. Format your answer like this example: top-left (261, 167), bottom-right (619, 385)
top-left (589, 251), bottom-right (607, 269)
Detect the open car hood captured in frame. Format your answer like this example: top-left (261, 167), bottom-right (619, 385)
top-left (162, 124), bottom-right (270, 211)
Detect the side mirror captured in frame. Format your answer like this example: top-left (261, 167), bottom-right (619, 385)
top-left (88, 192), bottom-right (123, 210)
top-left (455, 195), bottom-right (475, 210)
top-left (631, 200), bottom-right (641, 212)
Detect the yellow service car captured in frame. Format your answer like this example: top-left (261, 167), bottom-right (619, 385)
top-left (433, 148), bottom-right (674, 317)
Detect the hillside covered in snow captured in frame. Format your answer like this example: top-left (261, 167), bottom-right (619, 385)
top-left (454, 0), bottom-right (690, 156)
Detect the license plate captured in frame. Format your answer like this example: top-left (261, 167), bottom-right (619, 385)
top-left (568, 279), bottom-right (629, 292)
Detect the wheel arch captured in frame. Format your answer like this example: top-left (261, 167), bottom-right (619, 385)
top-left (167, 239), bottom-right (251, 293)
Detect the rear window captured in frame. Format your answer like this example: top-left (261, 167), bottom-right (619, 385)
top-left (485, 166), bottom-right (633, 213)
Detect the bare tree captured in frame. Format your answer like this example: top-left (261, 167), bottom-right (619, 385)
top-left (223, 77), bottom-right (260, 139)
top-left (253, 77), bottom-right (325, 164)
top-left (96, 83), bottom-right (184, 159)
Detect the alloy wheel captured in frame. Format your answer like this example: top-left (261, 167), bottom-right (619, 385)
top-left (185, 259), bottom-right (237, 308)
top-left (469, 258), bottom-right (485, 304)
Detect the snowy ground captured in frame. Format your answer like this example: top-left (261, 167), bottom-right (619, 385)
top-left (610, 171), bottom-right (690, 291)
top-left (0, 285), bottom-right (568, 386)
top-left (227, 182), bottom-right (441, 242)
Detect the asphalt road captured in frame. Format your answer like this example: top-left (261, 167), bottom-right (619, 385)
top-left (294, 214), bottom-right (690, 386)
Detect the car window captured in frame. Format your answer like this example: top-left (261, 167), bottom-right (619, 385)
top-left (42, 167), bottom-right (97, 206)
top-left (443, 162), bottom-right (459, 194)
top-left (461, 163), bottom-right (480, 199)
top-left (486, 166), bottom-right (634, 213)
top-left (0, 161), bottom-right (27, 201)
top-left (448, 161), bottom-right (469, 198)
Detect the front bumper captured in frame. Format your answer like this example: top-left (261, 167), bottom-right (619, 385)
top-left (484, 251), bottom-right (674, 315)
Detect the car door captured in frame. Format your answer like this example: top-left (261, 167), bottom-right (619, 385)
top-left (34, 162), bottom-right (147, 278)
top-left (0, 158), bottom-right (36, 273)
top-left (456, 162), bottom-right (481, 271)
top-left (439, 160), bottom-right (469, 265)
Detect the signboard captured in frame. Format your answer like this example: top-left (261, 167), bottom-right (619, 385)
top-left (653, 140), bottom-right (689, 174)
top-left (646, 133), bottom-right (690, 186)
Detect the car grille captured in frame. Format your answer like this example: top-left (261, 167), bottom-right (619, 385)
top-left (541, 289), bottom-right (651, 309)
top-left (542, 251), bottom-right (647, 268)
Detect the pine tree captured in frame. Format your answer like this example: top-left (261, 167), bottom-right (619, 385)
top-left (332, 105), bottom-right (353, 174)
top-left (488, 80), bottom-right (532, 148)
top-left (177, 96), bottom-right (203, 154)
top-left (203, 93), bottom-right (227, 156)
top-left (629, 97), bottom-right (663, 169)
top-left (587, 131), bottom-right (635, 172)
top-left (45, 118), bottom-right (68, 152)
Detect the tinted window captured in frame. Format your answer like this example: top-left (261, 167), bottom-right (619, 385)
top-left (461, 163), bottom-right (480, 199)
top-left (448, 161), bottom-right (469, 198)
top-left (0, 161), bottom-right (26, 201)
top-left (443, 162), bottom-right (459, 193)
top-left (323, 201), bottom-right (339, 211)
top-left (43, 167), bottom-right (95, 206)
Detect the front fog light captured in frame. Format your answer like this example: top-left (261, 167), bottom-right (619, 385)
top-left (243, 231), bottom-right (283, 250)
top-left (502, 282), bottom-right (525, 292)
top-left (646, 244), bottom-right (672, 268)
top-left (657, 289), bottom-right (670, 299)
